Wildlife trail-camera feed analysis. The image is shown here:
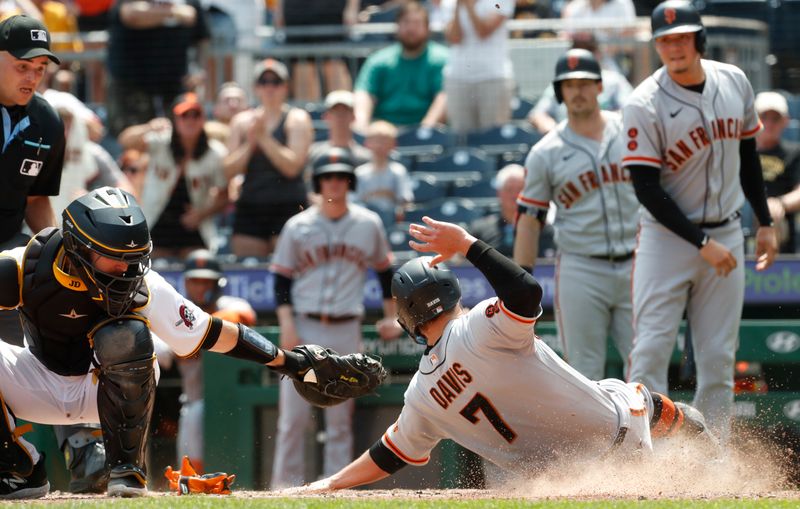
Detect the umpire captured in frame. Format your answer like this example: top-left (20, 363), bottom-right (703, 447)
top-left (0, 14), bottom-right (64, 247)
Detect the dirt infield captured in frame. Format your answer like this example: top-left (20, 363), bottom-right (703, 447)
top-left (30, 436), bottom-right (800, 502)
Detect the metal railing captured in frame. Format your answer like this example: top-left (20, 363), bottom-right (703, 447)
top-left (50, 16), bottom-right (769, 107)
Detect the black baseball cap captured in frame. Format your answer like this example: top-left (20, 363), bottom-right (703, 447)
top-left (0, 15), bottom-right (60, 64)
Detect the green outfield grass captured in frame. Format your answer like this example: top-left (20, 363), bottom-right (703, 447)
top-left (10, 498), bottom-right (800, 509)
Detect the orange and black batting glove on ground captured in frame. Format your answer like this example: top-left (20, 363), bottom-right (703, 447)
top-left (164, 456), bottom-right (236, 495)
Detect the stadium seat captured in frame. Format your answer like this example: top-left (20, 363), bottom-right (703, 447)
top-left (302, 101), bottom-right (326, 121)
top-left (404, 198), bottom-right (483, 227)
top-left (364, 203), bottom-right (396, 229)
top-left (394, 125), bottom-right (457, 159)
top-left (413, 147), bottom-right (496, 181)
top-left (510, 96), bottom-right (536, 121)
top-left (466, 123), bottom-right (540, 167)
top-left (313, 123), bottom-right (330, 142)
top-left (410, 174), bottom-right (449, 204)
top-left (783, 119), bottom-right (800, 143)
top-left (387, 224), bottom-right (411, 250)
top-left (787, 94), bottom-right (800, 121)
top-left (450, 176), bottom-right (496, 200)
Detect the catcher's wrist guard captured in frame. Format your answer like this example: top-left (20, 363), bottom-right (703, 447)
top-left (270, 348), bottom-right (311, 380)
top-left (225, 324), bottom-right (279, 365)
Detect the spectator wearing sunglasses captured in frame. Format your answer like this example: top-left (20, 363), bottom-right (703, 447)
top-left (118, 93), bottom-right (230, 259)
top-left (224, 58), bottom-right (314, 257)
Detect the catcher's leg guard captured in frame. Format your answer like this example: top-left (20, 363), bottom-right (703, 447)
top-left (91, 317), bottom-right (156, 476)
top-left (54, 424), bottom-right (108, 493)
top-left (0, 391), bottom-right (34, 476)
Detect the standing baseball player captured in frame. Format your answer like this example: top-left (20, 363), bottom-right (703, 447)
top-left (282, 216), bottom-right (717, 493)
top-left (515, 48), bottom-right (640, 380)
top-left (156, 249), bottom-right (257, 472)
top-left (0, 187), bottom-right (384, 499)
top-left (623, 0), bottom-right (777, 441)
top-left (269, 147), bottom-right (400, 488)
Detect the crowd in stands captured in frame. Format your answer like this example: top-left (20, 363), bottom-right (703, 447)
top-left (2, 0), bottom-right (798, 258)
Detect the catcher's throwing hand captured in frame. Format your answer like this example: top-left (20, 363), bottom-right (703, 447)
top-left (408, 216), bottom-right (477, 265)
top-left (290, 345), bottom-right (387, 407)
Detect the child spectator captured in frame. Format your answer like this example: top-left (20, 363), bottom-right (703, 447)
top-left (353, 121), bottom-right (414, 226)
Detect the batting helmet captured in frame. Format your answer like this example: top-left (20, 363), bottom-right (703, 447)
top-left (62, 187), bottom-right (152, 317)
top-left (651, 0), bottom-right (706, 53)
top-left (552, 48), bottom-right (602, 104)
top-left (183, 249), bottom-right (227, 307)
top-left (312, 147), bottom-right (357, 194)
top-left (392, 257), bottom-right (461, 345)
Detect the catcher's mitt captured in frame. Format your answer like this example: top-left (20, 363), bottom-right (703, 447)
top-left (291, 345), bottom-right (387, 407)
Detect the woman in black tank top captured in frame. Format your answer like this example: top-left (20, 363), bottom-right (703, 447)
top-left (224, 60), bottom-right (315, 257)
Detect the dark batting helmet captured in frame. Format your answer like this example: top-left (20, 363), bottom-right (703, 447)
top-left (312, 147), bottom-right (357, 194)
top-left (183, 249), bottom-right (227, 306)
top-left (392, 257), bottom-right (461, 345)
top-left (552, 48), bottom-right (602, 104)
top-left (651, 0), bottom-right (706, 53)
top-left (62, 187), bottom-right (152, 317)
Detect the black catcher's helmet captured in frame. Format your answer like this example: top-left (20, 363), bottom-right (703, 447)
top-left (312, 147), bottom-right (357, 193)
top-left (62, 187), bottom-right (152, 317)
top-left (183, 249), bottom-right (227, 306)
top-left (651, 0), bottom-right (706, 53)
top-left (553, 48), bottom-right (602, 104)
top-left (391, 257), bottom-right (461, 345)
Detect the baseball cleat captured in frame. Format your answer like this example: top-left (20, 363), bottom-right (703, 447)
top-left (107, 464), bottom-right (147, 497)
top-left (0, 454), bottom-right (49, 500)
top-left (675, 402), bottom-right (720, 451)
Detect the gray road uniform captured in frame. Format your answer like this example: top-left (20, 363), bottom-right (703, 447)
top-left (269, 203), bottom-right (393, 488)
top-left (517, 111), bottom-right (640, 380)
top-left (622, 59), bottom-right (762, 437)
top-left (380, 297), bottom-right (654, 474)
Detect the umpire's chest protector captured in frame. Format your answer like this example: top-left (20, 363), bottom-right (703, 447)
top-left (20, 228), bottom-right (110, 376)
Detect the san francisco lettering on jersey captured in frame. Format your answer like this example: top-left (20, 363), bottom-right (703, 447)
top-left (664, 117), bottom-right (743, 172)
top-left (556, 164), bottom-right (630, 209)
top-left (296, 243), bottom-right (368, 273)
top-left (429, 363), bottom-right (474, 409)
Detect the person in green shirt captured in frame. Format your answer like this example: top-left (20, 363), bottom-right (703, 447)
top-left (353, 1), bottom-right (448, 132)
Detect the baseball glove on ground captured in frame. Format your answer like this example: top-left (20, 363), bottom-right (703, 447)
top-left (292, 345), bottom-right (387, 407)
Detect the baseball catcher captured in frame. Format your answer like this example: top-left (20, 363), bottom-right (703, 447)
top-left (0, 187), bottom-right (386, 499)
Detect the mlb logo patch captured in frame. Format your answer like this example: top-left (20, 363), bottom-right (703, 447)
top-left (20, 159), bottom-right (42, 177)
top-left (30, 30), bottom-right (47, 42)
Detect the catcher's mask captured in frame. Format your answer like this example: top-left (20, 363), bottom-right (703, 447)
top-left (62, 187), bottom-right (152, 317)
top-left (391, 257), bottom-right (461, 345)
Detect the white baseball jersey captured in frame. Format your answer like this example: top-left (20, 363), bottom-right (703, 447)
top-left (622, 59), bottom-right (761, 223)
top-left (270, 204), bottom-right (392, 317)
top-left (518, 111), bottom-right (639, 256)
top-left (0, 247), bottom-right (220, 428)
top-left (380, 298), bottom-right (647, 473)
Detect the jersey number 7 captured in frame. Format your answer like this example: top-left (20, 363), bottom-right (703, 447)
top-left (459, 392), bottom-right (517, 443)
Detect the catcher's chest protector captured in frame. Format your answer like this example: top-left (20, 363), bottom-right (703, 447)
top-left (19, 228), bottom-right (150, 376)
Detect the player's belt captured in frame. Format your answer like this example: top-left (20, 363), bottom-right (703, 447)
top-left (303, 313), bottom-right (360, 324)
top-left (697, 211), bottom-right (741, 229)
top-left (589, 251), bottom-right (635, 263)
